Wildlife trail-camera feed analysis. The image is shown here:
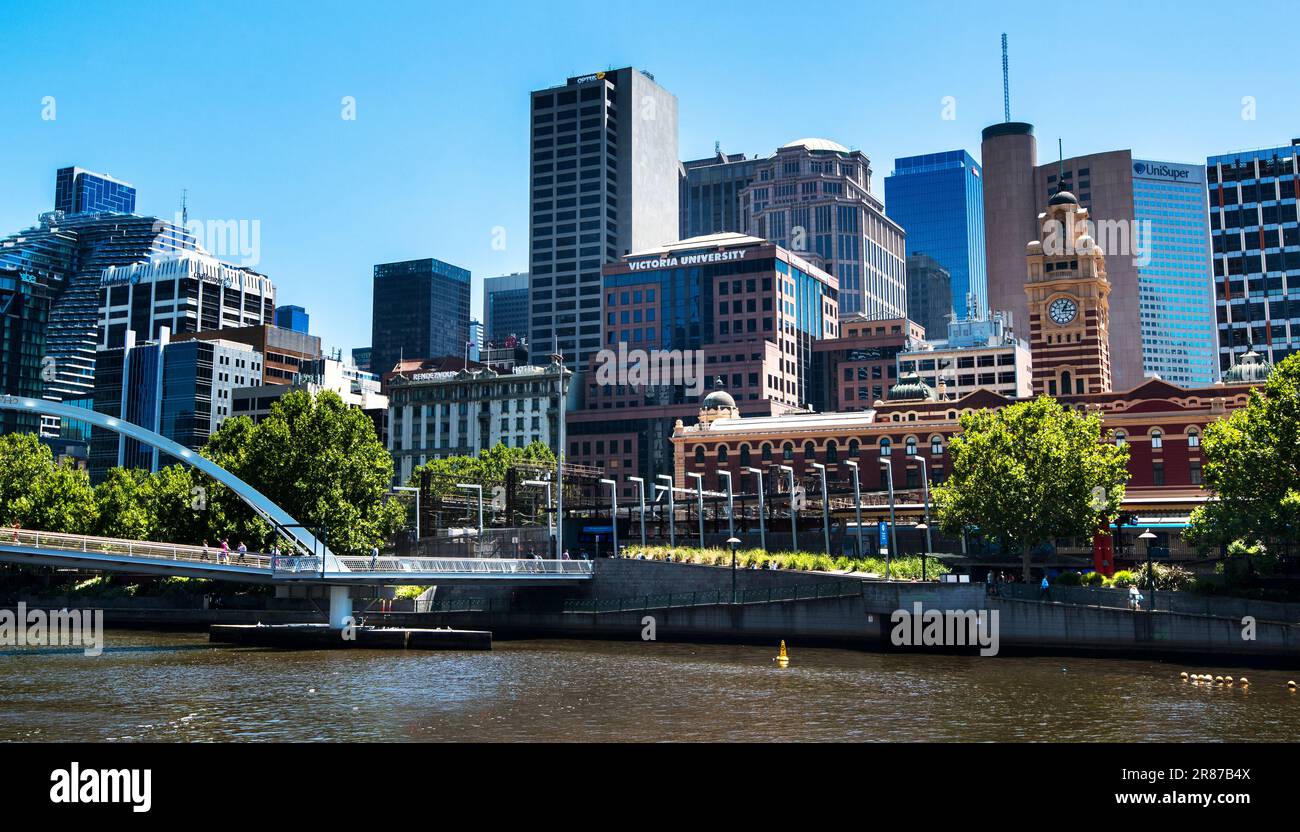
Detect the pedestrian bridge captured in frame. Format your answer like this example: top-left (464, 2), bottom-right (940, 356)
top-left (0, 528), bottom-right (594, 587)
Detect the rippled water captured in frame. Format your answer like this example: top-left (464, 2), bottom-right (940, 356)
top-left (0, 631), bottom-right (1296, 742)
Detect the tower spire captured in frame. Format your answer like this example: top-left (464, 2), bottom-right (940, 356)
top-left (1001, 33), bottom-right (1011, 123)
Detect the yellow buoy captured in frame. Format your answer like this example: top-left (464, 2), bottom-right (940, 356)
top-left (775, 640), bottom-right (790, 668)
top-left (1179, 672), bottom-right (1189, 681)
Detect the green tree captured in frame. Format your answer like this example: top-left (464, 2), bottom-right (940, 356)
top-left (0, 432), bottom-right (97, 534)
top-left (93, 468), bottom-right (152, 540)
top-left (933, 395), bottom-right (1130, 580)
top-left (1187, 353), bottom-right (1299, 558)
top-left (202, 390), bottom-right (403, 553)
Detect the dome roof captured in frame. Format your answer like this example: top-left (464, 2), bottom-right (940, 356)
top-left (887, 371), bottom-right (937, 402)
top-left (1223, 347), bottom-right (1273, 384)
top-left (782, 137), bottom-right (849, 153)
top-left (701, 377), bottom-right (737, 410)
top-left (1049, 188), bottom-right (1079, 206)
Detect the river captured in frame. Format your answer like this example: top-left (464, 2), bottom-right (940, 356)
top-left (1, 630), bottom-right (1296, 742)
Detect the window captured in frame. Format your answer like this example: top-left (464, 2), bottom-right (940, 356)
top-left (1150, 430), bottom-right (1163, 450)
top-left (803, 441), bottom-right (816, 461)
top-left (1187, 429), bottom-right (1200, 448)
top-left (718, 446), bottom-right (729, 463)
top-left (905, 437), bottom-right (917, 456)
top-left (848, 439), bottom-right (860, 456)
top-left (827, 441), bottom-right (839, 464)
top-left (1152, 461), bottom-right (1165, 486)
top-left (783, 443), bottom-right (794, 461)
top-left (694, 446), bottom-right (705, 464)
top-left (739, 444), bottom-right (751, 467)
top-left (762, 443), bottom-right (773, 462)
top-left (1189, 461), bottom-right (1202, 485)
top-left (879, 438), bottom-right (892, 457)
top-left (1114, 431), bottom-right (1126, 446)
top-left (930, 435), bottom-right (943, 456)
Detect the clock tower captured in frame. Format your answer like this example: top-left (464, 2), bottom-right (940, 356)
top-left (1024, 187), bottom-right (1112, 396)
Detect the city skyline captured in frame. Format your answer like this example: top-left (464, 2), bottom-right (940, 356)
top-left (2, 0), bottom-right (1296, 359)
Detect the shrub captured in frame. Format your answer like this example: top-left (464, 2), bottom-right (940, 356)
top-left (1110, 570), bottom-right (1139, 588)
top-left (1079, 571), bottom-right (1104, 587)
top-left (393, 585), bottom-right (429, 600)
top-left (1054, 571), bottom-right (1082, 587)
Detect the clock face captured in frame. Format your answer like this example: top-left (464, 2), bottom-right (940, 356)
top-left (1048, 297), bottom-right (1078, 325)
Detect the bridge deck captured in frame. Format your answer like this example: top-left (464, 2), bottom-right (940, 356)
top-left (0, 529), bottom-right (592, 585)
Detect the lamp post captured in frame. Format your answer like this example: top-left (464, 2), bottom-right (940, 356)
top-left (727, 536), bottom-right (741, 604)
top-left (456, 483), bottom-right (482, 556)
top-left (879, 458), bottom-right (896, 581)
top-left (777, 464), bottom-right (797, 552)
top-left (628, 476), bottom-right (647, 550)
top-left (655, 474), bottom-right (675, 548)
top-left (687, 472), bottom-right (705, 550)
top-left (743, 466), bottom-right (766, 553)
top-left (811, 462), bottom-right (830, 555)
top-left (599, 478), bottom-right (618, 559)
top-left (845, 461), bottom-right (863, 559)
top-left (522, 479), bottom-right (554, 557)
top-left (718, 469), bottom-right (735, 542)
top-left (914, 523), bottom-right (929, 581)
top-left (393, 485), bottom-right (420, 541)
top-left (909, 455), bottom-right (933, 580)
top-left (553, 354), bottom-right (567, 562)
top-left (1139, 528), bottom-right (1157, 611)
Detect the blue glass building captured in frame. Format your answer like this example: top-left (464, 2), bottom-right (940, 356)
top-left (370, 257), bottom-right (471, 375)
top-left (884, 150), bottom-right (988, 319)
top-left (275, 304), bottom-right (310, 333)
top-left (54, 167), bottom-right (136, 215)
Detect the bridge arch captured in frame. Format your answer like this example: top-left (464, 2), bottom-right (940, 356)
top-left (0, 394), bottom-right (346, 570)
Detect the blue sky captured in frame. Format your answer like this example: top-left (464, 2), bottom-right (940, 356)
top-left (2, 0), bottom-right (1294, 357)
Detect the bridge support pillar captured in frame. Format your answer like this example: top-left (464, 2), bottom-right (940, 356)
top-left (328, 586), bottom-right (353, 629)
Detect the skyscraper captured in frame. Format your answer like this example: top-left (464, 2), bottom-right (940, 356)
top-left (527, 67), bottom-right (679, 367)
top-left (741, 139), bottom-right (906, 318)
top-left (370, 257), bottom-right (471, 375)
top-left (1206, 139), bottom-right (1300, 374)
top-left (885, 150), bottom-right (987, 318)
top-left (905, 253), bottom-right (953, 339)
top-left (54, 167), bottom-right (136, 215)
top-left (275, 304), bottom-right (309, 333)
top-left (483, 272), bottom-right (529, 343)
top-left (0, 268), bottom-right (56, 434)
top-left (679, 149), bottom-right (763, 239)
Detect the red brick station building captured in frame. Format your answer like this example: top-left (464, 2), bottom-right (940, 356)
top-left (670, 189), bottom-right (1271, 572)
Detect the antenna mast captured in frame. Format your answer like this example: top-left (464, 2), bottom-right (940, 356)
top-left (1001, 33), bottom-right (1011, 122)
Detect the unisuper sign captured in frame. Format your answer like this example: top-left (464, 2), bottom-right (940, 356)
top-left (627, 249), bottom-right (749, 271)
top-left (1133, 160), bottom-right (1202, 184)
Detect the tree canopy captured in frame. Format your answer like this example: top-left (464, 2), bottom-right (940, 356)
top-left (1187, 353), bottom-right (1299, 556)
top-left (933, 395), bottom-right (1130, 579)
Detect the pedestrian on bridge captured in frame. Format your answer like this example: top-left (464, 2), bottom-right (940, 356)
top-left (11, 522), bottom-right (19, 542)
top-left (370, 545), bottom-right (379, 570)
top-left (220, 539), bottom-right (230, 564)
top-left (237, 541), bottom-right (248, 563)
top-left (201, 540), bottom-right (210, 561)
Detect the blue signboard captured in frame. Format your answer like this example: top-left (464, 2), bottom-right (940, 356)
top-left (878, 521), bottom-right (889, 548)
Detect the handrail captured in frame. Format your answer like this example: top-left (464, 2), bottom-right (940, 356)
top-left (562, 581), bottom-right (859, 613)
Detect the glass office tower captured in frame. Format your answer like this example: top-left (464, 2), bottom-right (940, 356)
top-left (1206, 140), bottom-right (1300, 374)
top-left (680, 150), bottom-right (763, 240)
top-left (483, 272), bottom-right (530, 343)
top-left (54, 167), bottom-right (136, 215)
top-left (275, 305), bottom-right (309, 333)
top-left (884, 150), bottom-right (987, 319)
top-left (370, 257), bottom-right (471, 375)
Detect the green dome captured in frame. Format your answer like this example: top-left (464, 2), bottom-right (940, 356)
top-left (1223, 348), bottom-right (1272, 384)
top-left (701, 376), bottom-right (737, 409)
top-left (888, 371), bottom-right (936, 402)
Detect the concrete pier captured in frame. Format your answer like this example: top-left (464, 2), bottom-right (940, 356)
top-left (209, 623), bottom-right (491, 650)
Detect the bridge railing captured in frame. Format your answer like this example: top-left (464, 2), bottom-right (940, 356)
top-left (334, 556), bottom-right (594, 577)
top-left (4, 528), bottom-right (279, 571)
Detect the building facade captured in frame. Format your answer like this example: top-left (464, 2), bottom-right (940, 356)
top-left (274, 304), bottom-right (309, 333)
top-left (385, 360), bottom-right (569, 485)
top-left (0, 268), bottom-right (56, 434)
top-left (897, 309), bottom-right (1032, 401)
top-left (173, 324), bottom-right (320, 385)
top-left (527, 68), bottom-right (680, 368)
top-left (1206, 139), bottom-right (1300, 374)
top-left (370, 257), bottom-right (472, 376)
top-left (741, 138), bottom-right (906, 319)
top-left (483, 272), bottom-right (530, 344)
top-left (885, 150), bottom-right (988, 318)
top-left (98, 252), bottom-right (275, 349)
top-left (233, 357), bottom-right (387, 440)
top-left (54, 167), bottom-right (136, 215)
top-left (89, 329), bottom-right (262, 482)
top-left (811, 315), bottom-right (924, 413)
top-left (904, 253), bottom-right (952, 339)
top-left (679, 149), bottom-right (763, 239)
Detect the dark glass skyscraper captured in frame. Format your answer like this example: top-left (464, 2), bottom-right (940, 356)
top-left (884, 150), bottom-right (987, 319)
top-left (0, 268), bottom-right (57, 434)
top-left (54, 167), bottom-right (136, 215)
top-left (679, 150), bottom-right (762, 239)
top-left (905, 253), bottom-right (952, 339)
top-left (274, 304), bottom-right (309, 333)
top-left (370, 257), bottom-right (471, 375)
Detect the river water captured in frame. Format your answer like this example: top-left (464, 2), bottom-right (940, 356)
top-left (0, 630), bottom-right (1296, 742)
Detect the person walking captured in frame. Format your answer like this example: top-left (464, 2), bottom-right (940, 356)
top-left (1128, 583), bottom-right (1144, 611)
top-left (1039, 575), bottom-right (1050, 602)
top-left (237, 541), bottom-right (248, 563)
top-left (201, 540), bottom-right (211, 561)
top-left (220, 539), bottom-right (230, 565)
top-left (369, 545), bottom-right (379, 571)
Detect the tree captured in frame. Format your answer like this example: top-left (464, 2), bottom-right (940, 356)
top-left (933, 395), bottom-right (1130, 580)
top-left (93, 468), bottom-right (151, 540)
top-left (0, 432), bottom-right (97, 534)
top-left (1187, 353), bottom-right (1299, 558)
top-left (202, 390), bottom-right (404, 553)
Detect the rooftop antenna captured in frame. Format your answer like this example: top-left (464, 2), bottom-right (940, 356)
top-left (180, 189), bottom-right (188, 227)
top-left (1001, 33), bottom-right (1011, 122)
top-left (1058, 138), bottom-right (1064, 184)
top-left (714, 140), bottom-right (721, 156)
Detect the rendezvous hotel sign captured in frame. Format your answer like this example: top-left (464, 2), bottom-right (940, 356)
top-left (626, 248), bottom-right (750, 272)
top-left (1133, 159), bottom-right (1204, 184)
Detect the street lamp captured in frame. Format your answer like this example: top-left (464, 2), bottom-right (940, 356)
top-left (1139, 528), bottom-right (1157, 610)
top-left (628, 476), bottom-right (647, 549)
top-left (811, 462), bottom-right (831, 556)
top-left (522, 479), bottom-right (554, 557)
top-left (456, 483), bottom-right (482, 556)
top-left (777, 464), bottom-right (797, 552)
top-left (879, 458), bottom-right (897, 581)
top-left (845, 461), bottom-right (863, 559)
top-left (393, 485), bottom-right (420, 541)
top-left (743, 466), bottom-right (766, 553)
top-left (914, 523), bottom-right (929, 581)
top-left (687, 472), bottom-right (705, 551)
top-left (599, 478), bottom-right (618, 559)
top-left (727, 536), bottom-right (741, 604)
top-left (655, 474), bottom-right (675, 548)
top-left (718, 469), bottom-right (735, 542)
top-left (909, 455), bottom-right (933, 580)
top-left (553, 354), bottom-right (568, 564)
